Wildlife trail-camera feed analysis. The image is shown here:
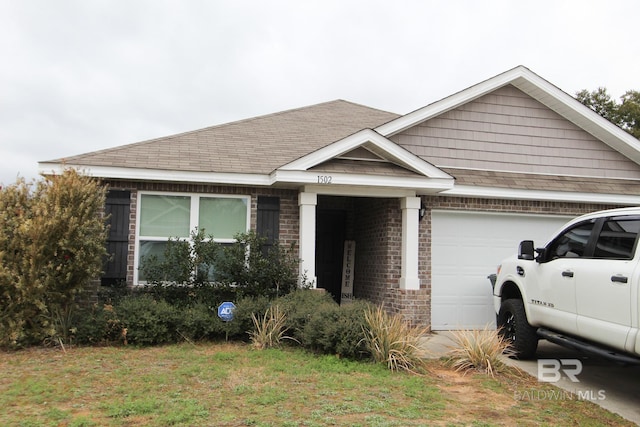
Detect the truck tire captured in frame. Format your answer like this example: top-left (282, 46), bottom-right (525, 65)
top-left (498, 299), bottom-right (538, 359)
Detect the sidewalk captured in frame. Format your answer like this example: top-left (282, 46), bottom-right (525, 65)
top-left (420, 331), bottom-right (458, 358)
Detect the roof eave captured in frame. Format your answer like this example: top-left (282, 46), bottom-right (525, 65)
top-left (272, 169), bottom-right (454, 192)
top-left (38, 163), bottom-right (272, 186)
top-left (442, 184), bottom-right (640, 205)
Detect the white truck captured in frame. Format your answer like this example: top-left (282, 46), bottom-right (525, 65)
top-left (493, 207), bottom-right (640, 362)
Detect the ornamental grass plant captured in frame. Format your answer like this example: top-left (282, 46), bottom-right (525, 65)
top-left (447, 326), bottom-right (513, 378)
top-left (249, 305), bottom-right (289, 349)
top-left (362, 305), bottom-right (429, 374)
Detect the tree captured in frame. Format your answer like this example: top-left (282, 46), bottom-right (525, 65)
top-left (618, 91), bottom-right (640, 138)
top-left (0, 169), bottom-right (108, 347)
top-left (576, 88), bottom-right (640, 139)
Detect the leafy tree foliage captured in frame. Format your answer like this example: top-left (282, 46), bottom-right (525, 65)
top-left (0, 169), bottom-right (108, 347)
top-left (576, 87), bottom-right (640, 139)
top-left (140, 229), bottom-right (300, 301)
top-left (214, 231), bottom-right (300, 298)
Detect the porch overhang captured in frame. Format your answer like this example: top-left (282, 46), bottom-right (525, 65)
top-left (271, 170), bottom-right (454, 195)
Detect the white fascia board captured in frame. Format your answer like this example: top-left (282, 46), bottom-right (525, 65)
top-left (38, 163), bottom-right (272, 186)
top-left (442, 184), bottom-right (640, 205)
top-left (272, 169), bottom-right (454, 191)
top-left (280, 129), bottom-right (452, 179)
top-left (302, 184), bottom-right (417, 198)
top-left (280, 129), bottom-right (378, 170)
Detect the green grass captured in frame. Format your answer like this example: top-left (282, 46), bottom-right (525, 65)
top-left (0, 343), bottom-right (633, 426)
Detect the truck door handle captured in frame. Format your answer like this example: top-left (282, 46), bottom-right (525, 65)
top-left (611, 275), bottom-right (628, 284)
top-left (562, 270), bottom-right (574, 278)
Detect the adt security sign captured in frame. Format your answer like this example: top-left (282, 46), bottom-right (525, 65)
top-left (217, 301), bottom-right (236, 322)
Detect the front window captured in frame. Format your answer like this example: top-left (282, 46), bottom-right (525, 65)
top-left (136, 192), bottom-right (250, 283)
top-left (140, 195), bottom-right (191, 238)
top-left (546, 220), bottom-right (595, 259)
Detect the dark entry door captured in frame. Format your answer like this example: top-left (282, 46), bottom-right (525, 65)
top-left (316, 210), bottom-right (346, 302)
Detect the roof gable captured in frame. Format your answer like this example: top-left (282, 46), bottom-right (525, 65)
top-left (390, 84), bottom-right (640, 180)
top-left (376, 66), bottom-right (640, 166)
top-left (279, 128), bottom-right (451, 180)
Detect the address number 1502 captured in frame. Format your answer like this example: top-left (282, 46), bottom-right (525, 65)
top-left (317, 175), bottom-right (333, 184)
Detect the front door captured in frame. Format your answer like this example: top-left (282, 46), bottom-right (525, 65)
top-left (316, 210), bottom-right (346, 302)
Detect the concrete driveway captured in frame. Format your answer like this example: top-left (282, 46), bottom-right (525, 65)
top-left (422, 332), bottom-right (640, 425)
top-left (505, 340), bottom-right (640, 425)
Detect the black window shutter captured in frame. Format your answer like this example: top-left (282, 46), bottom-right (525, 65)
top-left (102, 190), bottom-right (131, 285)
top-left (257, 196), bottom-right (280, 255)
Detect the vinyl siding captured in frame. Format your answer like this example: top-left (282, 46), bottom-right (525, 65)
top-left (391, 85), bottom-right (640, 179)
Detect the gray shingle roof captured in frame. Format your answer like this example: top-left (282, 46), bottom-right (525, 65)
top-left (444, 168), bottom-right (640, 195)
top-left (49, 100), bottom-right (399, 175)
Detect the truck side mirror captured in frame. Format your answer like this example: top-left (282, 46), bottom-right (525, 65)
top-left (518, 240), bottom-right (535, 260)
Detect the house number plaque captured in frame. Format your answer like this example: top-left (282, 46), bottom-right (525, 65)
top-left (317, 175), bottom-right (333, 184)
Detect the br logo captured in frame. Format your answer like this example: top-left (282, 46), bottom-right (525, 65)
top-left (537, 359), bottom-right (582, 383)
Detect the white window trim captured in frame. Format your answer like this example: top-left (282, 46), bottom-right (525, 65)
top-left (133, 190), bottom-right (251, 285)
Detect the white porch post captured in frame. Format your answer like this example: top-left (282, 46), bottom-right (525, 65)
top-left (400, 196), bottom-right (421, 290)
top-left (298, 192), bottom-right (317, 287)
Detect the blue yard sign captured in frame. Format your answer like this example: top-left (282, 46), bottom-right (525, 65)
top-left (217, 301), bottom-right (236, 322)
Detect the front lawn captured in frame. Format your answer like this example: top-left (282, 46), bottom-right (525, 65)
top-left (0, 343), bottom-right (631, 426)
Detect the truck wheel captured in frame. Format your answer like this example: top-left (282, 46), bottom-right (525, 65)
top-left (498, 299), bottom-right (538, 359)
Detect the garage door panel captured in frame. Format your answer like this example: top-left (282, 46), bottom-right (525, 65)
top-left (431, 211), bottom-right (570, 330)
top-left (431, 295), bottom-right (495, 330)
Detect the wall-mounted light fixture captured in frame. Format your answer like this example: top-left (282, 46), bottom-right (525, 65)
top-left (419, 204), bottom-right (426, 221)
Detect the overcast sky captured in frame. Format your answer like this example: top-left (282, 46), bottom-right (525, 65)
top-left (1, 0), bottom-right (638, 185)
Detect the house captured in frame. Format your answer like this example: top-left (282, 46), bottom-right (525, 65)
top-left (39, 66), bottom-right (640, 330)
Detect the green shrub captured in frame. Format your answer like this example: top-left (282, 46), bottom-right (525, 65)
top-left (78, 294), bottom-right (273, 345)
top-left (115, 295), bottom-right (178, 345)
top-left (223, 295), bottom-right (271, 340)
top-left (75, 297), bottom-right (240, 345)
top-left (174, 302), bottom-right (220, 342)
top-left (302, 300), bottom-right (371, 359)
top-left (138, 229), bottom-right (299, 304)
top-left (208, 231), bottom-right (300, 299)
top-left (73, 304), bottom-right (122, 345)
top-left (136, 282), bottom-right (236, 310)
top-left (0, 170), bottom-right (107, 348)
top-left (96, 280), bottom-right (130, 306)
top-left (276, 289), bottom-right (338, 343)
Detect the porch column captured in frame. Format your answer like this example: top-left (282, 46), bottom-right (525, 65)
top-left (400, 196), bottom-right (421, 290)
top-left (298, 192), bottom-right (317, 287)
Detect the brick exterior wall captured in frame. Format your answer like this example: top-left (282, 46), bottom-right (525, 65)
top-left (103, 180), bottom-right (300, 286)
top-left (353, 198), bottom-right (398, 302)
top-left (350, 197), bottom-right (431, 328)
top-left (351, 195), bottom-right (620, 328)
top-left (100, 179), bottom-right (625, 330)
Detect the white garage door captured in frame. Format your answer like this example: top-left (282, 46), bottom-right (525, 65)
top-left (431, 210), bottom-right (570, 330)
